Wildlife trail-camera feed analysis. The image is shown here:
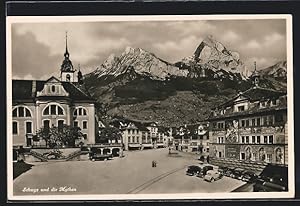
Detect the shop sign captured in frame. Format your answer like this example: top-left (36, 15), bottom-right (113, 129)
top-left (225, 145), bottom-right (240, 159)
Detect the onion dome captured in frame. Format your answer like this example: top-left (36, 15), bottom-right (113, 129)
top-left (61, 32), bottom-right (74, 72)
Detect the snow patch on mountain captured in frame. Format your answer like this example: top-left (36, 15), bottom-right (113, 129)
top-left (91, 46), bottom-right (189, 81)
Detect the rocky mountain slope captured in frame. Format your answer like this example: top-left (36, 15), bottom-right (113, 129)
top-left (175, 35), bottom-right (250, 79)
top-left (259, 61), bottom-right (287, 78)
top-left (90, 46), bottom-right (188, 81)
top-left (83, 36), bottom-right (287, 126)
top-left (257, 60), bottom-right (287, 91)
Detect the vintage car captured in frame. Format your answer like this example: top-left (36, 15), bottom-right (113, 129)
top-left (197, 165), bottom-right (213, 178)
top-left (204, 170), bottom-right (223, 182)
top-left (186, 165), bottom-right (201, 176)
top-left (253, 165), bottom-right (288, 192)
top-left (224, 167), bottom-right (236, 177)
top-left (241, 170), bottom-right (258, 183)
top-left (231, 168), bottom-right (245, 179)
top-left (218, 165), bottom-right (228, 175)
top-left (89, 147), bottom-right (113, 161)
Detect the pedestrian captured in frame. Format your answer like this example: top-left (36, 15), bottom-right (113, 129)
top-left (18, 146), bottom-right (25, 162)
top-left (152, 160), bottom-right (155, 167)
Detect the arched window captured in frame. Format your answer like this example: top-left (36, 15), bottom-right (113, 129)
top-left (73, 107), bottom-right (87, 116)
top-left (12, 106), bottom-right (32, 117)
top-left (245, 147), bottom-right (252, 160)
top-left (259, 148), bottom-right (265, 162)
top-left (66, 74), bottom-right (71, 82)
top-left (51, 85), bottom-right (56, 93)
top-left (275, 148), bottom-right (283, 164)
top-left (43, 104), bottom-right (65, 116)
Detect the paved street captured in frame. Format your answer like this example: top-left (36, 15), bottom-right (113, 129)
top-left (14, 148), bottom-right (244, 195)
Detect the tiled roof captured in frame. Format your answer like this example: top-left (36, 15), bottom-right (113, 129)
top-left (110, 118), bottom-right (150, 131)
top-left (12, 79), bottom-right (95, 102)
top-left (242, 87), bottom-right (286, 101)
top-left (208, 105), bottom-right (287, 121)
top-left (217, 86), bottom-right (286, 108)
top-left (208, 86), bottom-right (287, 121)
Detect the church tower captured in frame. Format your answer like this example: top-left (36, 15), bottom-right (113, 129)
top-left (60, 32), bottom-right (76, 82)
top-left (77, 64), bottom-right (83, 85)
top-left (250, 61), bottom-right (260, 87)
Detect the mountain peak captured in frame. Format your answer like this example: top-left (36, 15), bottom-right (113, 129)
top-left (189, 35), bottom-right (248, 77)
top-left (201, 35), bottom-right (218, 47)
top-left (90, 46), bottom-right (188, 80)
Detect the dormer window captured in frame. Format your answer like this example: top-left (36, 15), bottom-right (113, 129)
top-left (271, 99), bottom-right (277, 106)
top-left (260, 101), bottom-right (267, 108)
top-left (220, 109), bottom-right (226, 115)
top-left (238, 105), bottom-right (245, 112)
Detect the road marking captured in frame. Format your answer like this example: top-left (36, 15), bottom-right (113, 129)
top-left (126, 165), bottom-right (188, 194)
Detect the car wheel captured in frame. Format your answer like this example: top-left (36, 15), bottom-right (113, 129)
top-left (211, 178), bottom-right (215, 182)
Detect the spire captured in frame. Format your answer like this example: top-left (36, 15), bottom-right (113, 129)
top-left (251, 61), bottom-right (260, 87)
top-left (77, 63), bottom-right (83, 84)
top-left (64, 31), bottom-right (69, 58)
top-left (61, 31), bottom-right (74, 72)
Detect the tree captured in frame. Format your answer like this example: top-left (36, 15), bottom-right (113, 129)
top-left (37, 124), bottom-right (83, 149)
top-left (97, 127), bottom-right (122, 143)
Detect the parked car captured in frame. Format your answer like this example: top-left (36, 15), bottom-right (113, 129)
top-left (253, 165), bottom-right (288, 192)
top-left (204, 170), bottom-right (223, 182)
top-left (186, 165), bottom-right (201, 176)
top-left (197, 165), bottom-right (213, 178)
top-left (218, 165), bottom-right (228, 175)
top-left (89, 148), bottom-right (112, 161)
top-left (231, 168), bottom-right (245, 179)
top-left (241, 170), bottom-right (258, 183)
top-left (224, 167), bottom-right (236, 177)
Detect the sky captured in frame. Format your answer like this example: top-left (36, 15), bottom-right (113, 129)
top-left (11, 19), bottom-right (287, 80)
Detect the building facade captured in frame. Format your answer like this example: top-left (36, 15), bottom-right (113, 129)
top-left (12, 37), bottom-right (96, 148)
top-left (173, 122), bottom-right (210, 157)
top-left (208, 85), bottom-right (287, 168)
top-left (111, 119), bottom-right (167, 150)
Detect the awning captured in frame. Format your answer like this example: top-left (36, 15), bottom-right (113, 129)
top-left (142, 144), bottom-right (153, 148)
top-left (128, 144), bottom-right (141, 148)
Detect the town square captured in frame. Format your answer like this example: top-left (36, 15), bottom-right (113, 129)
top-left (8, 15), bottom-right (292, 199)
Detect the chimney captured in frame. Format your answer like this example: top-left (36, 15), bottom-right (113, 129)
top-left (31, 80), bottom-right (36, 97)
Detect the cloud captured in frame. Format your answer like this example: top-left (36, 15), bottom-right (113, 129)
top-left (245, 40), bottom-right (261, 50)
top-left (219, 30), bottom-right (241, 43)
top-left (264, 32), bottom-right (284, 46)
top-left (11, 30), bottom-right (62, 80)
top-left (163, 21), bottom-right (216, 37)
top-left (152, 35), bottom-right (198, 62)
top-left (11, 19), bottom-right (287, 79)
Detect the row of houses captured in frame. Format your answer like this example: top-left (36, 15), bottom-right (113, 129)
top-left (107, 120), bottom-right (168, 150)
top-left (102, 118), bottom-right (210, 156)
top-left (104, 71), bottom-right (288, 168)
